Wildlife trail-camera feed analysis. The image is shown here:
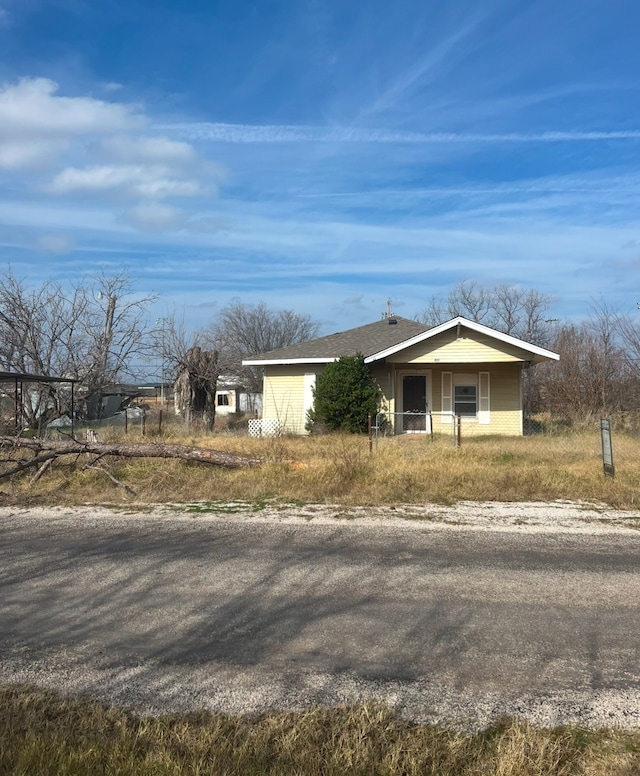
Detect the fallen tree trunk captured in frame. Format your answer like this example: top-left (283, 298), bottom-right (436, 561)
top-left (0, 436), bottom-right (263, 476)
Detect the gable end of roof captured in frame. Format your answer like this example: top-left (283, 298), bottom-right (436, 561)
top-left (365, 316), bottom-right (559, 362)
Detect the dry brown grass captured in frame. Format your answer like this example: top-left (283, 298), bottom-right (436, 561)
top-left (2, 685), bottom-right (639, 775)
top-left (4, 419), bottom-right (640, 509)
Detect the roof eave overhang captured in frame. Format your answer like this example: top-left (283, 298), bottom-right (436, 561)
top-left (529, 353), bottom-right (560, 364)
top-left (241, 357), bottom-right (337, 367)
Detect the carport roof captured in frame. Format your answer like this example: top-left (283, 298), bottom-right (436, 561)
top-left (0, 371), bottom-right (80, 384)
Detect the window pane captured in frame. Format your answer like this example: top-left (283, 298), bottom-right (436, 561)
top-left (454, 385), bottom-right (476, 416)
top-left (454, 386), bottom-right (476, 401)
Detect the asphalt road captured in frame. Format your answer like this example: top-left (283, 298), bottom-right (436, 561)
top-left (1, 507), bottom-right (639, 727)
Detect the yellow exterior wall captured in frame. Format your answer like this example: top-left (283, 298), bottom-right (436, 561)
top-left (262, 361), bottom-right (523, 436)
top-left (427, 363), bottom-right (522, 435)
top-left (262, 365), bottom-right (325, 434)
top-left (370, 362), bottom-right (394, 415)
top-left (263, 362), bottom-right (393, 433)
top-left (389, 328), bottom-right (532, 364)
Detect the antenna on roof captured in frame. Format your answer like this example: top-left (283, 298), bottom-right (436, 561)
top-left (382, 298), bottom-right (395, 320)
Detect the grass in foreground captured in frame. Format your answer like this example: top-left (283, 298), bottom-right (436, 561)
top-left (2, 685), bottom-right (639, 776)
top-left (7, 425), bottom-right (640, 510)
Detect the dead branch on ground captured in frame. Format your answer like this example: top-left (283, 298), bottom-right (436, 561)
top-left (0, 436), bottom-right (263, 482)
top-left (83, 462), bottom-right (137, 496)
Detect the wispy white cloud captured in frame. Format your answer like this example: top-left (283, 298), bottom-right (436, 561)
top-left (163, 121), bottom-right (640, 145)
top-left (50, 164), bottom-right (204, 198)
top-left (118, 202), bottom-right (189, 233)
top-left (37, 233), bottom-right (75, 254)
top-left (101, 135), bottom-right (199, 165)
top-left (295, 179), bottom-right (640, 199)
top-left (359, 11), bottom-right (486, 120)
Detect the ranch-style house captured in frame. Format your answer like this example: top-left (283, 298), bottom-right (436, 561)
top-left (243, 315), bottom-right (559, 436)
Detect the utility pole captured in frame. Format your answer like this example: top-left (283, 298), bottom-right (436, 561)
top-left (156, 317), bottom-right (170, 404)
top-left (98, 291), bottom-right (116, 390)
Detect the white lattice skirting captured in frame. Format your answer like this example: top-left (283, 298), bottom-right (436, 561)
top-left (248, 418), bottom-right (283, 437)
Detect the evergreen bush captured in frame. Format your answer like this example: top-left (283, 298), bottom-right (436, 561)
top-left (306, 354), bottom-right (382, 433)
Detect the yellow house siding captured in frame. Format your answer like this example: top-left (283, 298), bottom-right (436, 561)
top-left (263, 362), bottom-right (393, 433)
top-left (487, 363), bottom-right (522, 435)
top-left (428, 363), bottom-right (522, 436)
top-left (262, 361), bottom-right (523, 436)
top-left (388, 328), bottom-right (533, 364)
top-left (263, 365), bottom-right (325, 434)
top-left (369, 362), bottom-right (393, 414)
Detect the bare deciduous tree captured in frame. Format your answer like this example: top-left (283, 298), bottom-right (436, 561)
top-left (415, 296), bottom-right (448, 328)
top-left (173, 346), bottom-right (219, 430)
top-left (415, 280), bottom-right (553, 345)
top-left (0, 270), bottom-right (155, 428)
top-left (0, 273), bottom-right (87, 427)
top-left (448, 280), bottom-right (491, 323)
top-left (616, 308), bottom-right (640, 382)
top-left (491, 283), bottom-right (524, 336)
top-left (539, 302), bottom-right (633, 420)
top-left (518, 288), bottom-right (554, 345)
top-left (81, 273), bottom-right (157, 418)
top-left (206, 299), bottom-right (320, 394)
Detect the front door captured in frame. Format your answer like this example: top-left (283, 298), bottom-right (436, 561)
top-left (402, 375), bottom-right (429, 432)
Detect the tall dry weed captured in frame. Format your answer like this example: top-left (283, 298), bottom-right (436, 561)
top-left (10, 429), bottom-right (640, 509)
top-left (1, 686), bottom-right (639, 775)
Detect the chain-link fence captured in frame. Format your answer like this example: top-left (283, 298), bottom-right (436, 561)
top-left (523, 413), bottom-right (572, 436)
top-left (45, 407), bottom-right (147, 439)
top-left (374, 412), bottom-right (458, 446)
top-left (523, 409), bottom-right (640, 436)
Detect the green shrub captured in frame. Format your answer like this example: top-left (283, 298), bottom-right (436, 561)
top-left (307, 354), bottom-right (382, 434)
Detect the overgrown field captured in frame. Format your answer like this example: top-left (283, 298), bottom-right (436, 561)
top-left (2, 685), bottom-right (640, 776)
top-left (5, 423), bottom-right (640, 508)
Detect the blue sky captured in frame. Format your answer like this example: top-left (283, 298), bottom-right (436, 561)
top-left (1, 0), bottom-right (640, 335)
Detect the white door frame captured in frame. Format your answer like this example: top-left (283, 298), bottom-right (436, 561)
top-left (396, 370), bottom-right (432, 433)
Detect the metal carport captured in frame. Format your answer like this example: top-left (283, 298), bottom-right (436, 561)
top-left (0, 371), bottom-right (80, 436)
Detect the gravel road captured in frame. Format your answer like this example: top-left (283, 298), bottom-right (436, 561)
top-left (1, 499), bottom-right (640, 730)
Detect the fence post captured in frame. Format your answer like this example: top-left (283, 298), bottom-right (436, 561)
top-left (368, 414), bottom-right (373, 454)
top-left (375, 412), bottom-right (382, 449)
top-left (158, 409), bottom-right (163, 435)
top-left (600, 418), bottom-right (615, 478)
top-left (141, 411), bottom-right (146, 437)
top-left (124, 409), bottom-right (128, 435)
top-left (456, 414), bottom-right (461, 448)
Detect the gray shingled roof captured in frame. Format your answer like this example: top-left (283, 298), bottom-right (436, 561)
top-left (244, 316), bottom-right (430, 363)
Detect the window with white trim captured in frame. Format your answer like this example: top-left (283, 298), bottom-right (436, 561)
top-left (442, 371), bottom-right (490, 423)
top-left (452, 373), bottom-right (478, 419)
